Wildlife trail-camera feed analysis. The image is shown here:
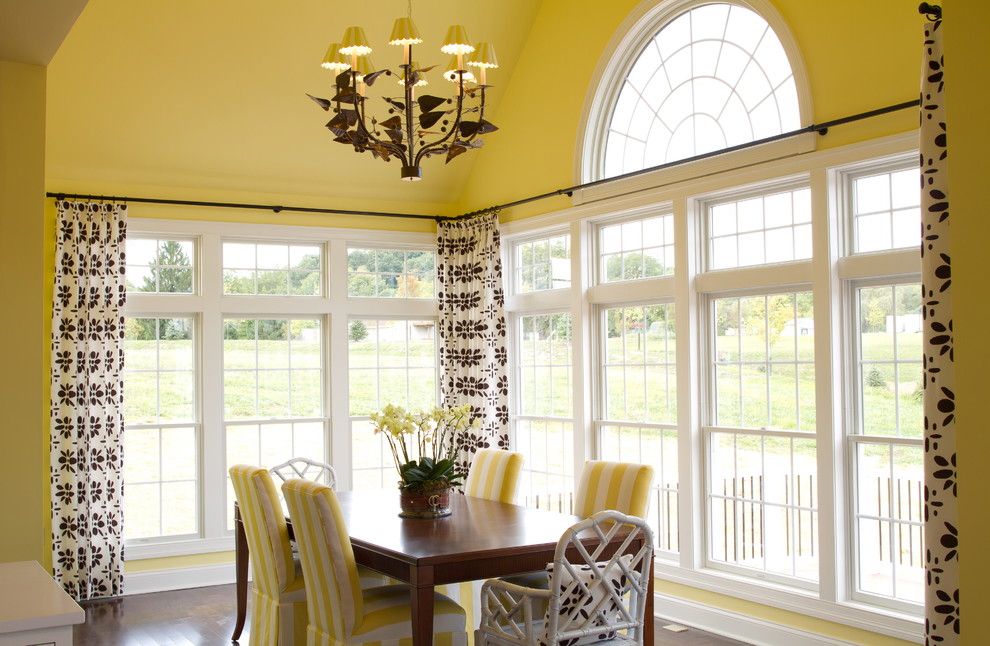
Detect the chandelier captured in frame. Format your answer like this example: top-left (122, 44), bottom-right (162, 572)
top-left (308, 3), bottom-right (499, 182)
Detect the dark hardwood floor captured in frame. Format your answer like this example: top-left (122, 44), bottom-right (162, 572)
top-left (74, 583), bottom-right (747, 645)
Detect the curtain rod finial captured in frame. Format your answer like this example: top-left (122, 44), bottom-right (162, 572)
top-left (919, 2), bottom-right (942, 19)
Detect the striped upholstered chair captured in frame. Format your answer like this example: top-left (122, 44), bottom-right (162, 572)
top-left (282, 478), bottom-right (468, 646)
top-left (229, 464), bottom-right (308, 646)
top-left (502, 460), bottom-right (655, 592)
top-left (573, 460), bottom-right (655, 520)
top-left (464, 449), bottom-right (524, 503)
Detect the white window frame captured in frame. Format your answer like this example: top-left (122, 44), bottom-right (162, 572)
top-left (346, 314), bottom-right (442, 490)
top-left (576, 0), bottom-right (815, 202)
top-left (499, 130), bottom-right (923, 643)
top-left (593, 210), bottom-right (676, 284)
top-left (700, 286), bottom-right (818, 590)
top-left (219, 238), bottom-right (327, 298)
top-left (837, 154), bottom-right (921, 257)
top-left (123, 218), bottom-right (436, 560)
top-left (125, 234), bottom-right (199, 295)
top-left (507, 229), bottom-right (573, 300)
top-left (844, 276), bottom-right (925, 615)
top-left (344, 243), bottom-right (438, 300)
top-left (122, 313), bottom-right (201, 545)
top-left (593, 299), bottom-right (679, 557)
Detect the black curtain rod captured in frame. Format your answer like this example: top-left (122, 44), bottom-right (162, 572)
top-left (918, 2), bottom-right (942, 20)
top-left (48, 98), bottom-right (921, 223)
top-left (44, 192), bottom-right (442, 221)
top-left (455, 98), bottom-right (921, 219)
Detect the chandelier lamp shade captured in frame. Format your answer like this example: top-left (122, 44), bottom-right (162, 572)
top-left (307, 7), bottom-right (498, 182)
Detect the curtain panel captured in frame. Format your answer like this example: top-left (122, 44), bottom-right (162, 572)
top-left (436, 211), bottom-right (509, 479)
top-left (49, 200), bottom-right (128, 600)
top-left (920, 20), bottom-right (959, 643)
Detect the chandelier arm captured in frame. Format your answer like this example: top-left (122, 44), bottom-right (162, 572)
top-left (461, 86), bottom-right (487, 144)
top-left (413, 74), bottom-right (468, 165)
top-left (352, 74), bottom-right (405, 158)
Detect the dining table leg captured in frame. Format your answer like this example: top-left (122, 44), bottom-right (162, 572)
top-left (410, 566), bottom-right (435, 646)
top-left (644, 556), bottom-right (655, 646)
top-left (232, 505), bottom-right (249, 642)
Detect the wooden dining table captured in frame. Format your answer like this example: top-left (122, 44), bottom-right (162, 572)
top-left (232, 489), bottom-right (654, 645)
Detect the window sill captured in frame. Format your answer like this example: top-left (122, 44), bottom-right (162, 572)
top-left (125, 536), bottom-right (234, 561)
top-left (653, 560), bottom-right (923, 643)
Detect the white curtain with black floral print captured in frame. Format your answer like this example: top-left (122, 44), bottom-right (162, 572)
top-left (920, 20), bottom-right (959, 643)
top-left (50, 200), bottom-right (128, 600)
top-left (436, 211), bottom-right (509, 479)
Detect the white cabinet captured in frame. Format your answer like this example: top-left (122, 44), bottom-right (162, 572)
top-left (0, 561), bottom-right (84, 646)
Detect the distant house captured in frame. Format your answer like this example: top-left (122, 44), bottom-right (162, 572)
top-left (886, 313), bottom-right (922, 333)
top-left (782, 317), bottom-right (814, 336)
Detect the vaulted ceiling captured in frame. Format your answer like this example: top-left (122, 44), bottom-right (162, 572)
top-left (46, 0), bottom-right (542, 213)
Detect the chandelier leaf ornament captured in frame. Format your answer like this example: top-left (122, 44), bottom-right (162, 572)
top-left (308, 1), bottom-right (498, 181)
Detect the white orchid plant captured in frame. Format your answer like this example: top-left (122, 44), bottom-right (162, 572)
top-left (370, 403), bottom-right (480, 492)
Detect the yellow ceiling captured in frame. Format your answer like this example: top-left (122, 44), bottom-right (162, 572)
top-left (46, 0), bottom-right (542, 214)
top-left (0, 0), bottom-right (87, 66)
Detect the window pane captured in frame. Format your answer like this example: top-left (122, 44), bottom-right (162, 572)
top-left (856, 284), bottom-right (922, 438)
top-left (126, 238), bottom-right (195, 294)
top-left (347, 247), bottom-right (436, 298)
top-left (223, 318), bottom-right (322, 420)
top-left (602, 4), bottom-right (799, 178)
top-left (854, 442), bottom-right (924, 604)
top-left (851, 167), bottom-right (920, 253)
top-left (348, 319), bottom-right (437, 488)
top-left (222, 241), bottom-right (322, 295)
top-left (708, 431), bottom-right (818, 581)
top-left (513, 235), bottom-right (571, 294)
top-left (712, 293), bottom-right (813, 431)
top-left (599, 215), bottom-right (674, 283)
top-left (516, 313), bottom-right (573, 505)
top-left (708, 188), bottom-right (811, 270)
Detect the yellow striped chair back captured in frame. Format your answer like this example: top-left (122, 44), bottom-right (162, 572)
top-left (229, 464), bottom-right (297, 596)
top-left (282, 478), bottom-right (365, 642)
top-left (463, 449), bottom-right (524, 503)
top-left (574, 460), bottom-right (655, 519)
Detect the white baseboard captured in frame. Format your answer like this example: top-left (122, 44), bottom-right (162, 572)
top-left (655, 593), bottom-right (855, 646)
top-left (124, 563), bottom-right (238, 596)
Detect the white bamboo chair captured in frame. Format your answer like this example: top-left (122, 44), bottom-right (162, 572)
top-left (269, 457), bottom-right (384, 588)
top-left (477, 510), bottom-right (654, 646)
top-left (269, 457), bottom-right (336, 488)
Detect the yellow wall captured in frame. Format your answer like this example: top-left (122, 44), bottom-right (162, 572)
top-left (0, 61), bottom-right (49, 568)
top-left (457, 0), bottom-right (918, 220)
top-left (944, 2), bottom-right (990, 644)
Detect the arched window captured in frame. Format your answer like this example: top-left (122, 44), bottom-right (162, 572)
top-left (587, 1), bottom-right (808, 180)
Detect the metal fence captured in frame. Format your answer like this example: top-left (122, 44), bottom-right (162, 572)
top-left (522, 475), bottom-right (923, 566)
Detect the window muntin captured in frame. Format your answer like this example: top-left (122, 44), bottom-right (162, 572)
top-left (348, 319), bottom-right (438, 489)
top-left (851, 168), bottom-right (920, 254)
top-left (222, 319), bottom-right (323, 420)
top-left (707, 292), bottom-right (817, 583)
top-left (602, 3), bottom-right (800, 179)
top-left (126, 238), bottom-right (194, 294)
top-left (347, 247), bottom-right (435, 298)
top-left (851, 282), bottom-right (924, 606)
top-left (599, 214), bottom-right (674, 282)
top-left (712, 292), bottom-right (815, 431)
top-left (123, 317), bottom-right (197, 541)
top-left (708, 187), bottom-right (812, 270)
top-left (222, 241), bottom-right (322, 296)
top-left (515, 313), bottom-right (574, 506)
top-left (513, 235), bottom-right (571, 294)
top-left (598, 303), bottom-right (678, 553)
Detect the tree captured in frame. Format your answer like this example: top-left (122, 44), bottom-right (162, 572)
top-left (349, 320), bottom-right (369, 342)
top-left (142, 240), bottom-right (192, 293)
